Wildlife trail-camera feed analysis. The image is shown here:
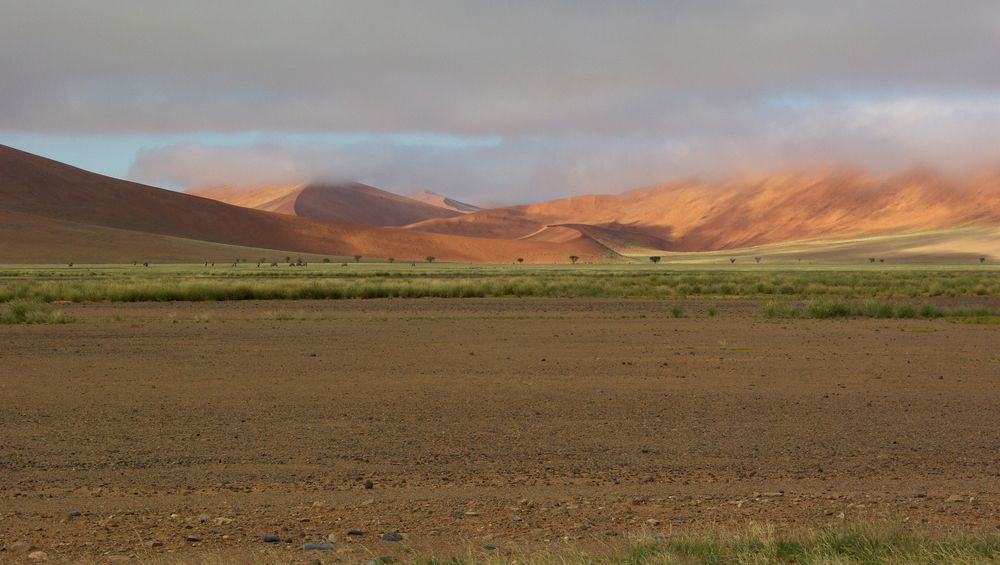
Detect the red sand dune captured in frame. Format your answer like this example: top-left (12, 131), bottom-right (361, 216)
top-left (188, 183), bottom-right (463, 227)
top-left (407, 168), bottom-right (1000, 251)
top-left (0, 145), bottom-right (614, 263)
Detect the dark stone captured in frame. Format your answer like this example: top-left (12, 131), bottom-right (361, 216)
top-left (364, 479), bottom-right (374, 489)
top-left (262, 534), bottom-right (280, 543)
top-left (381, 532), bottom-right (403, 542)
top-left (68, 511), bottom-right (82, 517)
top-left (347, 530), bottom-right (365, 536)
top-left (300, 543), bottom-right (334, 550)
top-left (482, 545), bottom-right (497, 551)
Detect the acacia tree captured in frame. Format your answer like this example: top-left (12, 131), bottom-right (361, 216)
top-left (426, 256), bottom-right (435, 263)
top-left (754, 257), bottom-right (762, 264)
top-left (388, 257), bottom-right (395, 263)
top-left (353, 255), bottom-right (362, 263)
top-left (517, 257), bottom-right (524, 264)
top-left (981, 257), bottom-right (987, 264)
top-left (649, 256), bottom-right (661, 264)
top-left (729, 258), bottom-right (737, 264)
top-left (569, 255), bottom-right (579, 264)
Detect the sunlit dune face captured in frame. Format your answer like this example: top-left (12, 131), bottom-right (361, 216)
top-left (402, 169), bottom-right (1000, 252)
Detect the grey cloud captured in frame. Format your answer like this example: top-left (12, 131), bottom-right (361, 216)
top-left (4, 1), bottom-right (1000, 135)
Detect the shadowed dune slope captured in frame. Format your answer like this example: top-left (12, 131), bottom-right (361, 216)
top-left (188, 183), bottom-right (462, 227)
top-left (407, 169), bottom-right (1000, 252)
top-left (0, 145), bottom-right (614, 263)
top-left (408, 190), bottom-right (482, 213)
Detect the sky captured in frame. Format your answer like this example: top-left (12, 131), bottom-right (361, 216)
top-left (3, 1), bottom-right (1000, 203)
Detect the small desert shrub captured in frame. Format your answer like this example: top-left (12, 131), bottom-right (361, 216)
top-left (706, 306), bottom-right (718, 318)
top-left (671, 305), bottom-right (685, 318)
top-left (763, 302), bottom-right (802, 319)
top-left (0, 299), bottom-right (70, 324)
top-left (263, 310), bottom-right (307, 321)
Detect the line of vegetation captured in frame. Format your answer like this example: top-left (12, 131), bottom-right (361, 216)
top-left (1, 267), bottom-right (998, 303)
top-left (764, 299), bottom-right (999, 320)
top-left (0, 299), bottom-right (71, 324)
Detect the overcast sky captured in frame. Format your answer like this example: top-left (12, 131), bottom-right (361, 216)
top-left (3, 1), bottom-right (1000, 202)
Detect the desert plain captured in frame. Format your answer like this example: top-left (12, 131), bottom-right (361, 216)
top-left (2, 285), bottom-right (999, 563)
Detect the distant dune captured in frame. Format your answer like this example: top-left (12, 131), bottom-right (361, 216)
top-left (406, 169), bottom-right (1000, 255)
top-left (2, 144), bottom-right (998, 263)
top-left (188, 183), bottom-right (463, 227)
top-left (0, 145), bottom-right (615, 263)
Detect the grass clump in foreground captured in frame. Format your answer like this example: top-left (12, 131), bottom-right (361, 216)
top-left (764, 299), bottom-right (999, 320)
top-left (0, 299), bottom-right (71, 324)
top-left (616, 522), bottom-right (1000, 564)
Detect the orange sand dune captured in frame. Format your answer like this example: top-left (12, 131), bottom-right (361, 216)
top-left (188, 183), bottom-right (462, 227)
top-left (0, 145), bottom-right (614, 263)
top-left (407, 169), bottom-right (1000, 252)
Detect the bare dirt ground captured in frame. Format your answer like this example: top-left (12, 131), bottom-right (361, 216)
top-left (1, 298), bottom-right (999, 563)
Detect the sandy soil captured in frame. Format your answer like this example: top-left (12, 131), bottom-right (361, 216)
top-left (1, 298), bottom-right (999, 562)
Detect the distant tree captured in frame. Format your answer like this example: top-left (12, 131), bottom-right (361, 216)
top-left (649, 256), bottom-right (661, 264)
top-left (271, 262), bottom-right (278, 267)
top-left (569, 255), bottom-right (579, 264)
top-left (517, 257), bottom-right (524, 264)
top-left (260, 257), bottom-right (267, 263)
top-left (285, 256), bottom-right (291, 263)
top-left (754, 257), bottom-right (762, 264)
top-left (388, 257), bottom-right (395, 263)
top-left (729, 258), bottom-right (736, 264)
top-left (869, 258), bottom-right (876, 264)
top-left (981, 257), bottom-right (987, 264)
top-left (353, 255), bottom-right (362, 263)
top-left (426, 256), bottom-right (436, 263)
top-left (143, 262), bottom-right (149, 267)
top-left (323, 257), bottom-right (331, 263)
top-left (879, 258), bottom-right (885, 263)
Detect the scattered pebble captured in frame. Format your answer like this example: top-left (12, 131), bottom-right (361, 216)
top-left (185, 535), bottom-right (201, 542)
top-left (262, 534), bottom-right (281, 543)
top-left (913, 493), bottom-right (927, 498)
top-left (347, 530), bottom-right (365, 536)
top-left (28, 550), bottom-right (48, 561)
top-left (364, 479), bottom-right (374, 489)
top-left (300, 543), bottom-right (334, 550)
top-left (381, 532), bottom-right (403, 542)
top-left (67, 511), bottom-right (82, 517)
top-left (482, 545), bottom-right (497, 551)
